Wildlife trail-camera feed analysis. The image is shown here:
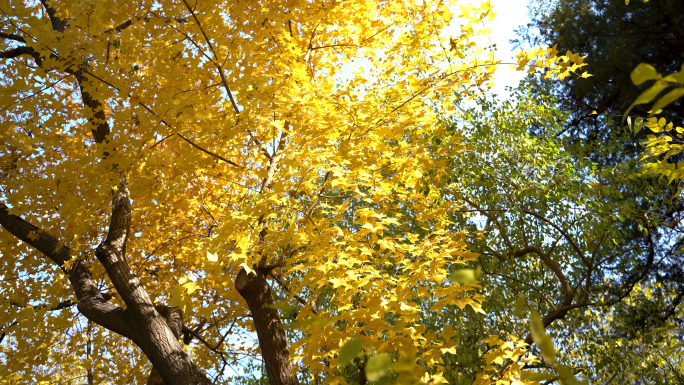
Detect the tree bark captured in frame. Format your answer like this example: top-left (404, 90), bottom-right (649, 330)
top-left (2, 3), bottom-right (299, 384)
top-left (146, 306), bottom-right (188, 385)
top-left (0, 194), bottom-right (211, 384)
top-left (0, 3), bottom-right (212, 382)
top-left (236, 268), bottom-right (299, 385)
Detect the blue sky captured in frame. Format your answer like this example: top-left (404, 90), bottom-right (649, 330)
top-left (476, 0), bottom-right (531, 97)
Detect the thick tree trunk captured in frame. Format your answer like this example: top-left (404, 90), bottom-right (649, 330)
top-left (90, 179), bottom-right (212, 385)
top-left (0, 204), bottom-right (211, 385)
top-left (0, 4), bottom-right (213, 380)
top-left (236, 268), bottom-right (299, 385)
top-left (232, 129), bottom-right (297, 384)
top-left (1, 4), bottom-right (294, 384)
top-left (145, 307), bottom-right (203, 385)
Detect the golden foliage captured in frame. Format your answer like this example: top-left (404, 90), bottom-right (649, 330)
top-left (0, 0), bottom-right (586, 382)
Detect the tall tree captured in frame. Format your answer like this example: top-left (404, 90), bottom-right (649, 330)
top-left (517, 0), bottom-right (684, 143)
top-left (435, 86), bottom-right (684, 384)
top-left (516, 3), bottom-right (684, 380)
top-left (0, 0), bottom-right (517, 383)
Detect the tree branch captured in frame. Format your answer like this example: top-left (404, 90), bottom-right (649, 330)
top-left (177, 133), bottom-right (241, 168)
top-left (270, 273), bottom-right (317, 314)
top-left (0, 46), bottom-right (40, 62)
top-left (39, 0), bottom-right (67, 32)
top-left (462, 197), bottom-right (515, 250)
top-left (260, 129), bottom-right (289, 194)
top-left (508, 245), bottom-right (573, 298)
top-left (305, 171), bottom-right (332, 217)
top-left (0, 31), bottom-right (26, 43)
top-left (8, 291), bottom-right (115, 312)
top-left (0, 204), bottom-right (134, 338)
top-left (520, 207), bottom-right (589, 265)
top-left (523, 301), bottom-right (594, 345)
top-left (181, 0), bottom-right (240, 115)
top-left (1, 3), bottom-right (212, 383)
top-left (484, 270), bottom-right (556, 310)
top-left (136, 102), bottom-right (242, 168)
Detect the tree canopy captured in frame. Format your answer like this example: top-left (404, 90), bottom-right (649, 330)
top-left (0, 0), bottom-right (680, 384)
top-left (517, 0), bottom-right (684, 141)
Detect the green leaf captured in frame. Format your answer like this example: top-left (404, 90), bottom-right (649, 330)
top-left (339, 339), bottom-right (363, 366)
top-left (631, 63), bottom-right (661, 85)
top-left (365, 353), bottom-right (392, 381)
top-left (514, 293), bottom-right (526, 316)
top-left (651, 87), bottom-right (684, 114)
top-left (634, 117), bottom-right (644, 134)
top-left (521, 371), bottom-right (558, 382)
top-left (530, 310), bottom-right (556, 363)
top-left (557, 363), bottom-right (589, 385)
top-left (450, 265), bottom-right (482, 284)
top-left (623, 80), bottom-right (670, 120)
top-left (391, 351), bottom-right (414, 372)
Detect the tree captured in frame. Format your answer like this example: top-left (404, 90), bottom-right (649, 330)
top-left (517, 0), bottom-right (684, 144)
top-left (0, 0), bottom-right (508, 383)
top-left (443, 85), bottom-right (684, 383)
top-left (428, 88), bottom-right (615, 384)
top-left (515, 2), bottom-right (684, 381)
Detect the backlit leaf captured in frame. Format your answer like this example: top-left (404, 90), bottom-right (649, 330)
top-left (338, 339), bottom-right (363, 366)
top-left (365, 353), bottom-right (392, 381)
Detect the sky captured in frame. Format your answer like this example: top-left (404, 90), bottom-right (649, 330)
top-left (473, 0), bottom-right (531, 98)
top-left (336, 0), bottom-right (532, 99)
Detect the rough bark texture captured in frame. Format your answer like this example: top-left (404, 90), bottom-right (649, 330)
top-left (2, 2), bottom-right (300, 384)
top-left (0, 204), bottom-right (133, 337)
top-left (0, 2), bottom-right (212, 383)
top-left (94, 180), bottom-right (210, 385)
top-left (146, 307), bottom-right (187, 385)
top-left (0, 189), bottom-right (210, 384)
top-left (236, 268), bottom-right (299, 385)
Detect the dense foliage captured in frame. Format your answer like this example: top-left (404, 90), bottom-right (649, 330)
top-left (0, 0), bottom-right (681, 384)
top-left (515, 0), bottom-right (684, 382)
top-left (517, 0), bottom-right (684, 142)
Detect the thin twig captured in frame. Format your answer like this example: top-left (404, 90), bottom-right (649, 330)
top-left (270, 274), bottom-right (317, 314)
top-left (177, 133), bottom-right (241, 167)
top-left (181, 0), bottom-right (240, 115)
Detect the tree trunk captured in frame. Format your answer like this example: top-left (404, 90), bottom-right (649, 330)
top-left (236, 268), bottom-right (299, 385)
